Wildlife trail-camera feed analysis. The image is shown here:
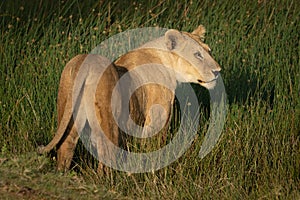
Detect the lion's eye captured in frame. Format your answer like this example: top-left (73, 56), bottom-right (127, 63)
top-left (194, 51), bottom-right (204, 60)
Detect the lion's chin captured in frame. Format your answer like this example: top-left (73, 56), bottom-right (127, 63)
top-left (199, 79), bottom-right (217, 90)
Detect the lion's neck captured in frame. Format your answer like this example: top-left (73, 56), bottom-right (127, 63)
top-left (114, 48), bottom-right (180, 90)
top-left (114, 48), bottom-right (179, 71)
top-left (115, 46), bottom-right (193, 85)
top-left (138, 36), bottom-right (168, 51)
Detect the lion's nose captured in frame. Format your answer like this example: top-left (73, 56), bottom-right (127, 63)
top-left (212, 70), bottom-right (220, 78)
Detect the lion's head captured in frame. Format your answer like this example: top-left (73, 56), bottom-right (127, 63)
top-left (164, 25), bottom-right (221, 89)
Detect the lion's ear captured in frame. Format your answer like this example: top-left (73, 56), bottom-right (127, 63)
top-left (165, 29), bottom-right (185, 50)
top-left (192, 25), bottom-right (206, 41)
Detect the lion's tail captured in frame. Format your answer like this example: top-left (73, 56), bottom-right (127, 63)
top-left (37, 55), bottom-right (88, 154)
top-left (37, 94), bottom-right (73, 154)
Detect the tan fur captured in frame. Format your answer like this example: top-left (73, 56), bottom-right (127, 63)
top-left (38, 54), bottom-right (122, 172)
top-left (39, 25), bottom-right (221, 173)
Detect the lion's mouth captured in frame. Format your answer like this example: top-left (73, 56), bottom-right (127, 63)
top-left (197, 77), bottom-right (218, 84)
top-left (198, 73), bottom-right (219, 84)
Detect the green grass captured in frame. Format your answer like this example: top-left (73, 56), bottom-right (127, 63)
top-left (0, 153), bottom-right (120, 199)
top-left (1, 0), bottom-right (299, 199)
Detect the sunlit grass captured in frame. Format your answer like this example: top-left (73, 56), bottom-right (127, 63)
top-left (0, 0), bottom-right (299, 199)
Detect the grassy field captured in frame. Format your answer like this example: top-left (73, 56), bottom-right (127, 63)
top-left (1, 0), bottom-right (299, 199)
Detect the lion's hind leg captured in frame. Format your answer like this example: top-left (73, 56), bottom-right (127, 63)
top-left (56, 121), bottom-right (80, 172)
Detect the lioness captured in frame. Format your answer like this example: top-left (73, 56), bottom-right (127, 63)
top-left (38, 25), bottom-right (221, 173)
